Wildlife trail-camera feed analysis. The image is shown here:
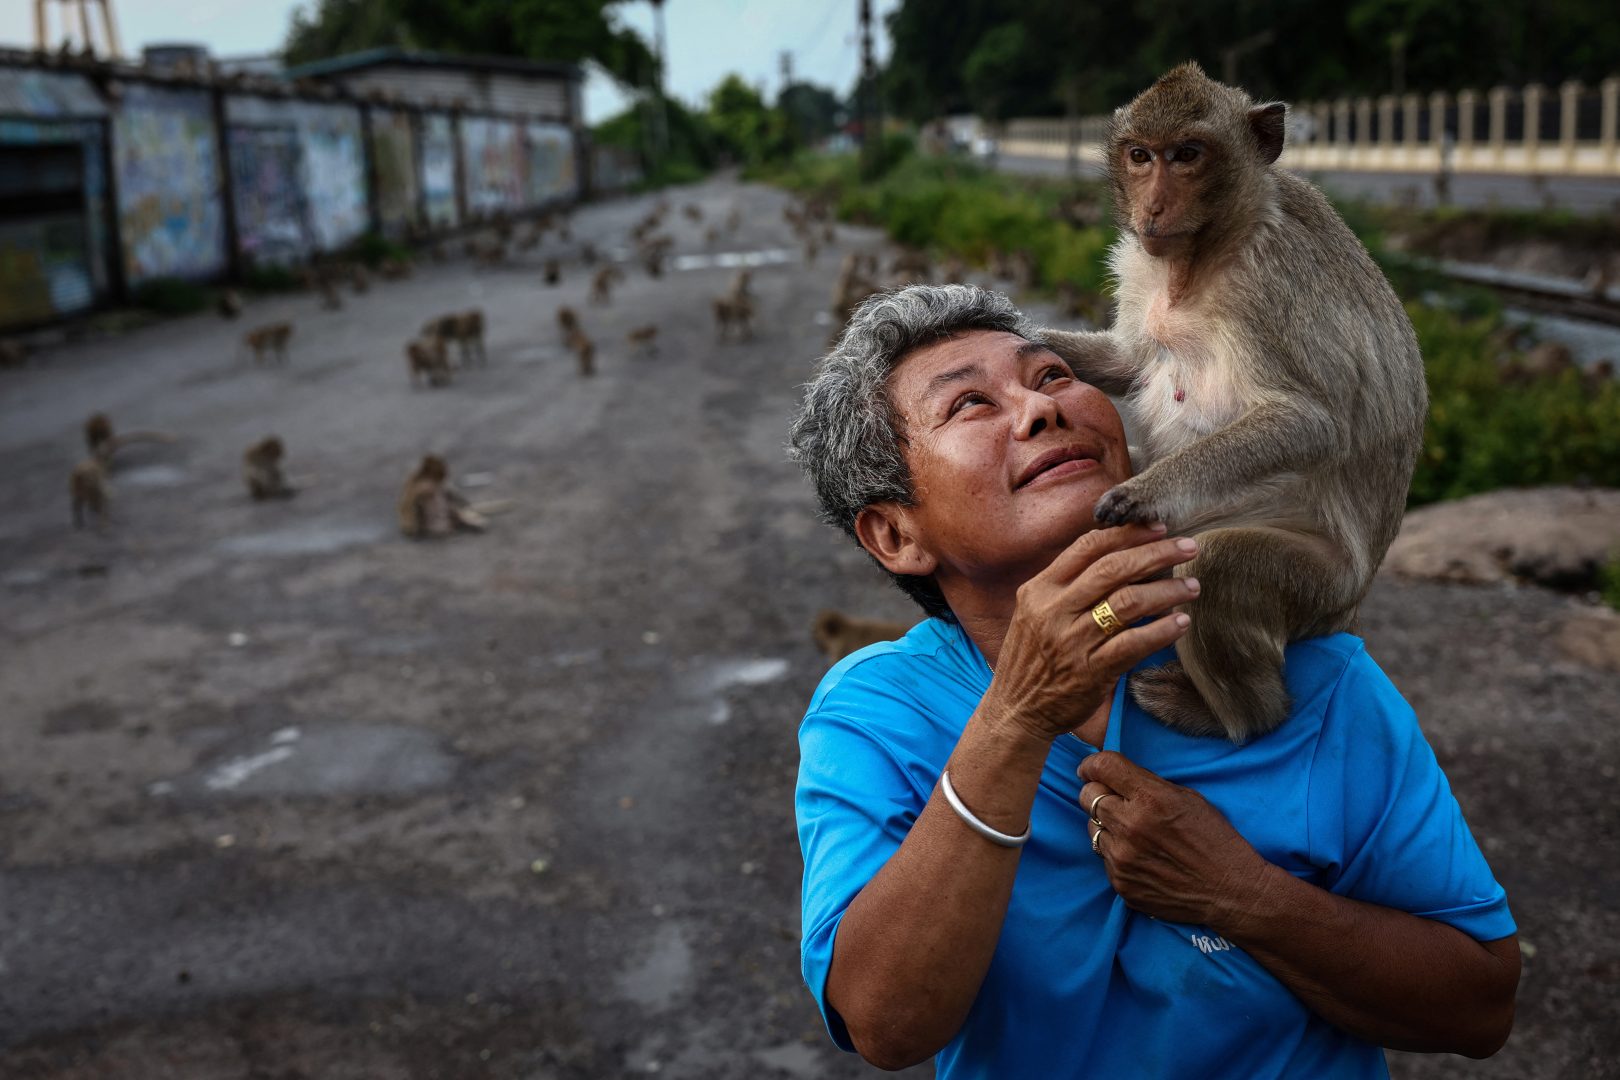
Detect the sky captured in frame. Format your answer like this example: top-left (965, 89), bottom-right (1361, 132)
top-left (0, 0), bottom-right (899, 123)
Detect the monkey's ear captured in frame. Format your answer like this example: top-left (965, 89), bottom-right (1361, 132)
top-left (1248, 102), bottom-right (1286, 164)
top-left (854, 504), bottom-right (937, 578)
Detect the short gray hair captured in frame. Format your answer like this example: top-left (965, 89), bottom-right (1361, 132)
top-left (787, 283), bottom-right (1041, 617)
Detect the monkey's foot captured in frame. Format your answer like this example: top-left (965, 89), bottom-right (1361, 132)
top-left (1094, 481), bottom-right (1165, 527)
top-left (1127, 663), bottom-right (1227, 739)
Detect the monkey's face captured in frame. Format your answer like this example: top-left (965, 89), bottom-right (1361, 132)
top-left (864, 331), bottom-right (1131, 592)
top-left (1112, 126), bottom-right (1221, 256)
top-left (1109, 65), bottom-right (1282, 257)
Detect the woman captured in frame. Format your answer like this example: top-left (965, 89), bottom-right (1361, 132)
top-left (787, 284), bottom-right (1518, 1077)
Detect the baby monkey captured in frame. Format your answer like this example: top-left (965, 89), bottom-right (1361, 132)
top-left (242, 436), bottom-right (296, 499)
top-left (406, 335), bottom-right (452, 387)
top-left (1040, 63), bottom-right (1427, 743)
top-left (397, 455), bottom-right (486, 539)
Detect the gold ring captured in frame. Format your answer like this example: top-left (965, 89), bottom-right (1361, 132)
top-left (1091, 600), bottom-right (1125, 637)
top-left (1088, 792), bottom-right (1118, 826)
top-left (1091, 829), bottom-right (1104, 855)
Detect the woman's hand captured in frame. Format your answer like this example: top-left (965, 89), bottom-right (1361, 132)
top-left (984, 524), bottom-right (1201, 743)
top-left (1079, 751), bottom-right (1270, 925)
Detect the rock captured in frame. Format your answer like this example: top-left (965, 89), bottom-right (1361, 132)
top-left (1555, 610), bottom-right (1620, 672)
top-left (1384, 487), bottom-right (1620, 590)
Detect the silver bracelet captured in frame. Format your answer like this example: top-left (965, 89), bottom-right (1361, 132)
top-left (939, 769), bottom-right (1031, 848)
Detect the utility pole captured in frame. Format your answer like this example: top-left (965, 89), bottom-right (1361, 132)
top-left (648, 0), bottom-right (669, 163)
top-left (858, 0), bottom-right (876, 177)
top-left (779, 50), bottom-right (793, 95)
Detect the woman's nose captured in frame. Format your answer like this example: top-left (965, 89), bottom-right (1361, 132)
top-left (1015, 389), bottom-right (1065, 439)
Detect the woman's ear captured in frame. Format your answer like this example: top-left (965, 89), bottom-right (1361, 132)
top-left (855, 504), bottom-right (937, 577)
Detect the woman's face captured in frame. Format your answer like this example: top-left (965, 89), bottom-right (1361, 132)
top-left (879, 329), bottom-right (1132, 589)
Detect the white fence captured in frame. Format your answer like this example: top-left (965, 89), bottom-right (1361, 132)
top-left (999, 78), bottom-right (1620, 178)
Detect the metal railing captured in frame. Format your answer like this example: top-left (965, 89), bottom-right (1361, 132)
top-left (998, 78), bottom-right (1620, 178)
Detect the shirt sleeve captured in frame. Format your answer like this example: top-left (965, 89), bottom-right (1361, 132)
top-left (1306, 649), bottom-right (1516, 942)
top-left (796, 699), bottom-right (930, 1052)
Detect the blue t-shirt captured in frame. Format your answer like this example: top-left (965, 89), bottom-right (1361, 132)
top-left (796, 618), bottom-right (1514, 1079)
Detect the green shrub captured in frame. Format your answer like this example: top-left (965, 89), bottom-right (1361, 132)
top-left (343, 231), bottom-right (413, 269)
top-left (1409, 303), bottom-right (1620, 505)
top-left (132, 278), bottom-right (211, 315)
top-left (1600, 554), bottom-right (1620, 612)
top-left (240, 262), bottom-right (303, 292)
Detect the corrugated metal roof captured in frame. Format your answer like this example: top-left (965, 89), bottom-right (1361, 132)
top-left (0, 67), bottom-right (106, 119)
top-left (286, 47), bottom-right (581, 84)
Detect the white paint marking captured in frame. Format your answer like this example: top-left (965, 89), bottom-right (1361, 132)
top-left (204, 745), bottom-right (296, 791)
top-left (671, 249), bottom-right (794, 272)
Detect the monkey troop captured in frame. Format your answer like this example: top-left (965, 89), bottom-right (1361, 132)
top-left (1041, 62), bottom-right (1427, 743)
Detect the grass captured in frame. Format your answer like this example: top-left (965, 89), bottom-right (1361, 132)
top-left (764, 150), bottom-right (1620, 506)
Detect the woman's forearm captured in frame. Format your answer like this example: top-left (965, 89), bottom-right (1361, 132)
top-left (1214, 863), bottom-right (1520, 1057)
top-left (826, 704), bottom-right (1052, 1071)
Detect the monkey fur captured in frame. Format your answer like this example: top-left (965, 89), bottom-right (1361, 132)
top-left (242, 436), bottom-right (296, 499)
top-left (1040, 63), bottom-right (1427, 744)
top-left (397, 455), bottom-right (485, 539)
top-left (244, 322), bottom-right (293, 365)
top-left (811, 610), bottom-right (913, 664)
top-left (69, 457), bottom-right (109, 528)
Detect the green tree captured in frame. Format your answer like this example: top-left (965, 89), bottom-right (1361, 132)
top-left (778, 82), bottom-right (843, 146)
top-left (708, 74), bottom-right (791, 165)
top-left (283, 0), bottom-right (658, 89)
top-left (284, 0), bottom-right (410, 66)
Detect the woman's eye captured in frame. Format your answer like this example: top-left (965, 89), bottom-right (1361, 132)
top-left (1040, 367), bottom-right (1070, 386)
top-left (949, 393), bottom-right (989, 416)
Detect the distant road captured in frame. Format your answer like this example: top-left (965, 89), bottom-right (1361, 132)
top-left (993, 152), bottom-right (1620, 215)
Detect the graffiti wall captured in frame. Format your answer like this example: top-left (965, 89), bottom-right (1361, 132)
top-left (228, 125), bottom-right (308, 264)
top-left (226, 97), bottom-right (368, 254)
top-left (419, 114), bottom-right (458, 228)
top-left (299, 104), bottom-right (368, 249)
top-left (525, 122), bottom-right (576, 205)
top-left (112, 83), bottom-right (225, 284)
top-left (0, 117), bottom-right (111, 323)
top-left (461, 117), bottom-right (526, 216)
top-left (370, 108), bottom-right (418, 235)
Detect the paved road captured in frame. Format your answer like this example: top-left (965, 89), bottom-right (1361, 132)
top-left (996, 152), bottom-right (1620, 215)
top-left (0, 176), bottom-right (1615, 1079)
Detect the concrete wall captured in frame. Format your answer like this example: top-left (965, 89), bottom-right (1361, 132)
top-left (0, 56), bottom-right (583, 329)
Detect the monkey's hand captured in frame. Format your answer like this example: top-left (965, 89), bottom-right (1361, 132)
top-left (1094, 478), bottom-right (1169, 527)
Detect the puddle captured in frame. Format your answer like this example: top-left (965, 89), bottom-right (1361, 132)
top-left (217, 521), bottom-right (388, 557)
top-left (164, 722), bottom-right (458, 798)
top-left (614, 922), bottom-right (692, 1011)
top-left (671, 248), bottom-right (795, 272)
top-left (117, 465), bottom-right (187, 487)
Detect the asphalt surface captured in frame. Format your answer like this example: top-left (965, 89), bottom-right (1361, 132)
top-left (995, 151), bottom-right (1620, 215)
top-left (1, 175), bottom-right (1616, 1079)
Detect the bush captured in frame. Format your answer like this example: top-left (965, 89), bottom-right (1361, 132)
top-left (240, 262), bottom-right (303, 292)
top-left (1601, 554), bottom-right (1620, 613)
top-left (132, 278), bottom-right (212, 315)
top-left (1409, 303), bottom-right (1620, 505)
top-left (772, 152), bottom-right (1116, 292)
top-left (344, 231), bottom-right (413, 269)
